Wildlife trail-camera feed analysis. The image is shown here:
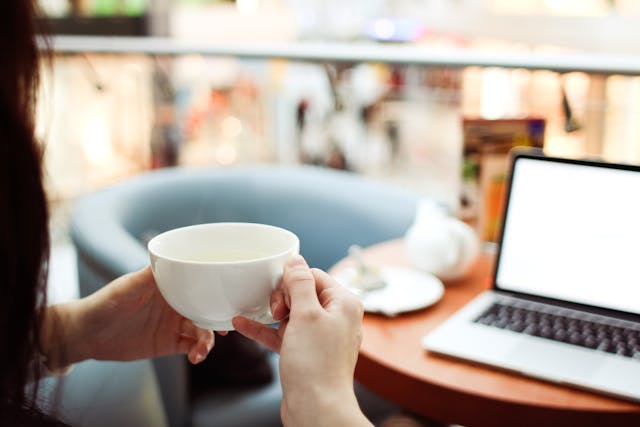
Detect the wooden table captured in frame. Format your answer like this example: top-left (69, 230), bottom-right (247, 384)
top-left (330, 239), bottom-right (640, 427)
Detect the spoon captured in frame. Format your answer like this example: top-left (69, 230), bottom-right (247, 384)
top-left (348, 245), bottom-right (387, 293)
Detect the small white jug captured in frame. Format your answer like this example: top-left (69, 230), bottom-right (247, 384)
top-left (405, 199), bottom-right (479, 281)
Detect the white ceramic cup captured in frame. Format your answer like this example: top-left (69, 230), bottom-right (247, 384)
top-left (148, 222), bottom-right (300, 330)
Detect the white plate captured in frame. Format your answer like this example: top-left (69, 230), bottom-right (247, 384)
top-left (334, 266), bottom-right (444, 317)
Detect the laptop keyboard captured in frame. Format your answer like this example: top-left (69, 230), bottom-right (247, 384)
top-left (474, 302), bottom-right (640, 359)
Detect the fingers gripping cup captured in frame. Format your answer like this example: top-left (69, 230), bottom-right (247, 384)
top-left (148, 222), bottom-right (299, 330)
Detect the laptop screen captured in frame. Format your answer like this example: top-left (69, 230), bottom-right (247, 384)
top-left (495, 154), bottom-right (640, 316)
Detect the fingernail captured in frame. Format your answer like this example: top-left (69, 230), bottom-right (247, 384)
top-left (194, 353), bottom-right (204, 364)
top-left (288, 254), bottom-right (304, 265)
top-left (271, 301), bottom-right (281, 319)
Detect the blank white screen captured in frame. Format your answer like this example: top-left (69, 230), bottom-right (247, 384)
top-left (496, 157), bottom-right (640, 315)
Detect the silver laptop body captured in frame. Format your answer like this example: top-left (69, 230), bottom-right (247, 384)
top-left (422, 151), bottom-right (640, 402)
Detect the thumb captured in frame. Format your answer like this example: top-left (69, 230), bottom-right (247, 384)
top-left (282, 255), bottom-right (321, 315)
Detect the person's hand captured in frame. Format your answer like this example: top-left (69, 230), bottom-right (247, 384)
top-left (233, 255), bottom-right (372, 427)
top-left (41, 266), bottom-right (217, 370)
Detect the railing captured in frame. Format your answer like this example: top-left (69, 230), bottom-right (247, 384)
top-left (48, 35), bottom-right (640, 76)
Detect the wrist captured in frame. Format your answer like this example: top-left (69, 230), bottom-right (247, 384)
top-left (40, 300), bottom-right (92, 369)
top-left (283, 383), bottom-right (372, 427)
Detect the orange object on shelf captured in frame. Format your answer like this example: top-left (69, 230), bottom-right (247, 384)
top-left (482, 173), bottom-right (507, 242)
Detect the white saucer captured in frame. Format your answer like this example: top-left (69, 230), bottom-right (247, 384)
top-left (334, 266), bottom-right (444, 317)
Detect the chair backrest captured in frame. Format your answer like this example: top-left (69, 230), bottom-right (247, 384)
top-left (71, 164), bottom-right (418, 289)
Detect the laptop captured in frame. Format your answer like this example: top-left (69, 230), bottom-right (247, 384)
top-left (422, 150), bottom-right (640, 402)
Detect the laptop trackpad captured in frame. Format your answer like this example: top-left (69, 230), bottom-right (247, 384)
top-left (506, 341), bottom-right (604, 382)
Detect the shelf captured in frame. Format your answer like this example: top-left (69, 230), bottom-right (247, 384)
top-left (45, 35), bottom-right (640, 76)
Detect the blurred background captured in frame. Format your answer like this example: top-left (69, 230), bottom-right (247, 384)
top-left (38, 0), bottom-right (640, 300)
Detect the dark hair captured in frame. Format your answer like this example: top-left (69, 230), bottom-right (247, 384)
top-left (0, 0), bottom-right (59, 424)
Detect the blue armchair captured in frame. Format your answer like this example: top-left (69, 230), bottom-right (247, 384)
top-left (68, 164), bottom-right (419, 427)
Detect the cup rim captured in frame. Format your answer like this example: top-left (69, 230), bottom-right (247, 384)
top-left (147, 222), bottom-right (300, 265)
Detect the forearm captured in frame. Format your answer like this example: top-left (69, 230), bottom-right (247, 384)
top-left (283, 384), bottom-right (373, 427)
